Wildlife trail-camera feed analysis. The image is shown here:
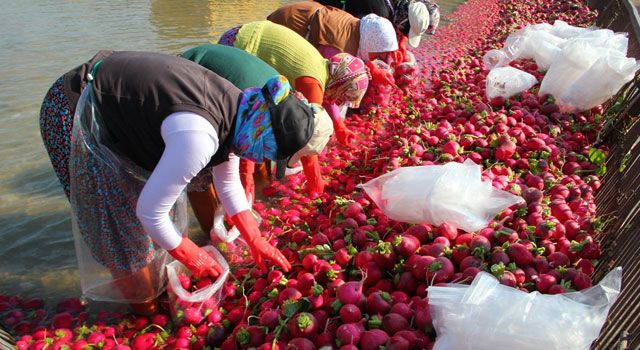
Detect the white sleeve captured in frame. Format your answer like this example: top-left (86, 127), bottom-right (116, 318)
top-left (211, 153), bottom-right (251, 217)
top-left (136, 112), bottom-right (218, 250)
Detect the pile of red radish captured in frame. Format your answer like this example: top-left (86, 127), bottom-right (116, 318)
top-left (2, 0), bottom-right (611, 349)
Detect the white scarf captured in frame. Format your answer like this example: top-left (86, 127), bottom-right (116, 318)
top-left (358, 14), bottom-right (399, 62)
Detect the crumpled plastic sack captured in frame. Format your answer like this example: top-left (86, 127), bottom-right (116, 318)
top-left (486, 66), bottom-right (538, 100)
top-left (538, 40), bottom-right (602, 99)
top-left (166, 245), bottom-right (229, 325)
top-left (428, 267), bottom-right (622, 350)
top-left (209, 206), bottom-right (256, 266)
top-left (484, 27), bottom-right (565, 70)
top-left (358, 159), bottom-right (524, 232)
top-left (549, 19), bottom-right (593, 38)
top-left (557, 50), bottom-right (639, 112)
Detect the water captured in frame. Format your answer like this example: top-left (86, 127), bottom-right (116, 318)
top-left (0, 0), bottom-right (465, 303)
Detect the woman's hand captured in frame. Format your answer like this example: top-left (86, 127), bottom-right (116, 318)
top-left (231, 210), bottom-right (292, 272)
top-left (168, 237), bottom-right (224, 278)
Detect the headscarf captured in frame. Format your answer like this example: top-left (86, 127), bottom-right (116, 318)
top-left (232, 76), bottom-right (290, 163)
top-left (325, 53), bottom-right (371, 108)
top-left (393, 0), bottom-right (413, 36)
top-left (358, 14), bottom-right (399, 62)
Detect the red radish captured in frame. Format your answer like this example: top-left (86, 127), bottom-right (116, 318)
top-left (389, 303), bottom-right (413, 321)
top-left (278, 287), bottom-right (303, 306)
top-left (382, 313), bottom-right (409, 335)
top-left (414, 307), bottom-right (433, 333)
top-left (259, 310), bottom-right (280, 330)
top-left (536, 274), bottom-right (557, 293)
top-left (547, 252), bottom-right (570, 268)
top-left (459, 255), bottom-right (483, 270)
top-left (51, 312), bottom-right (73, 329)
top-left (409, 256), bottom-right (435, 281)
top-left (367, 291), bottom-right (392, 315)
top-left (576, 259), bottom-right (595, 275)
top-left (339, 304), bottom-right (362, 324)
top-left (573, 271), bottom-right (592, 290)
top-left (336, 281), bottom-right (363, 305)
top-left (395, 271), bottom-right (418, 295)
top-left (462, 267), bottom-right (481, 281)
top-left (287, 337), bottom-right (317, 350)
top-left (288, 312), bottom-right (318, 338)
top-left (131, 333), bottom-right (156, 350)
top-left (393, 234), bottom-right (420, 257)
top-left (395, 330), bottom-right (418, 348)
top-left (469, 235), bottom-right (491, 257)
top-left (336, 323), bottom-right (361, 346)
top-left (302, 254), bottom-right (319, 272)
top-left (506, 243), bottom-right (534, 266)
top-left (360, 329), bottom-right (390, 350)
top-left (437, 223), bottom-right (458, 240)
top-left (388, 335), bottom-right (411, 350)
top-left (404, 225), bottom-right (433, 244)
top-left (427, 257), bottom-right (454, 283)
top-left (363, 261), bottom-right (383, 286)
top-left (495, 140), bottom-right (516, 161)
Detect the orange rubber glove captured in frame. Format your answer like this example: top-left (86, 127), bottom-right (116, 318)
top-left (301, 155), bottom-right (325, 195)
top-left (239, 159), bottom-right (256, 207)
top-left (231, 210), bottom-right (292, 272)
top-left (168, 237), bottom-right (223, 278)
top-left (334, 118), bottom-right (356, 146)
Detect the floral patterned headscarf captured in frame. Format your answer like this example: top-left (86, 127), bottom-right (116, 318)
top-left (232, 76), bottom-right (290, 163)
top-left (325, 53), bottom-right (371, 108)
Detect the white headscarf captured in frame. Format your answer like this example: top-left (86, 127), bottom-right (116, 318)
top-left (358, 14), bottom-right (399, 62)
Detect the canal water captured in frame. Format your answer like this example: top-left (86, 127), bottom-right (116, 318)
top-left (0, 0), bottom-right (466, 302)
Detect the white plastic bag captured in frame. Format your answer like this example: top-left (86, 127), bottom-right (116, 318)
top-left (558, 50), bottom-right (639, 112)
top-left (358, 159), bottom-right (524, 232)
top-left (549, 20), bottom-right (593, 38)
top-left (486, 66), bottom-right (538, 100)
top-left (482, 49), bottom-right (511, 70)
top-left (166, 245), bottom-right (229, 325)
top-left (521, 30), bottom-right (565, 69)
top-left (209, 206), bottom-right (257, 265)
top-left (539, 40), bottom-right (602, 98)
top-left (428, 267), bottom-right (622, 350)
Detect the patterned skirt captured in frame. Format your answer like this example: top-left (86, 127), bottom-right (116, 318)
top-left (39, 76), bottom-right (155, 272)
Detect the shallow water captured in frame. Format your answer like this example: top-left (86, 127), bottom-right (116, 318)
top-left (0, 0), bottom-right (465, 303)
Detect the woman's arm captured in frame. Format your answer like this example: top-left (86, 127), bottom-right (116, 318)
top-left (136, 112), bottom-right (218, 250)
top-left (210, 154), bottom-right (251, 217)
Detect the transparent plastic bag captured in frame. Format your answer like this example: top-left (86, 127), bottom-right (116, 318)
top-left (209, 207), bottom-right (257, 266)
top-left (558, 51), bottom-right (639, 112)
top-left (428, 267), bottom-right (622, 350)
top-left (520, 30), bottom-right (565, 69)
top-left (539, 40), bottom-right (602, 98)
top-left (358, 159), bottom-right (524, 232)
top-left (166, 245), bottom-right (229, 325)
top-left (549, 20), bottom-right (593, 39)
top-left (69, 82), bottom-right (188, 303)
top-left (482, 49), bottom-right (511, 70)
top-left (486, 66), bottom-right (538, 100)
